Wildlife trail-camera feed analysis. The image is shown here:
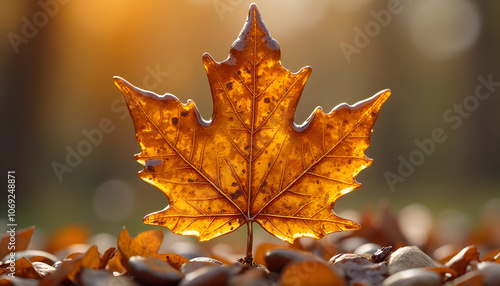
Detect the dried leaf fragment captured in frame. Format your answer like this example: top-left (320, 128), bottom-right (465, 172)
top-left (115, 4), bottom-right (390, 247)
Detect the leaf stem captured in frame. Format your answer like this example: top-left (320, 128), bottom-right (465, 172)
top-left (245, 221), bottom-right (254, 265)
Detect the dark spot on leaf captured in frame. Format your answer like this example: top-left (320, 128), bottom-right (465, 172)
top-left (172, 117), bottom-right (179, 125)
top-left (230, 116), bottom-right (234, 121)
top-left (242, 169), bottom-right (246, 174)
top-left (228, 222), bottom-right (232, 226)
top-left (146, 165), bottom-right (155, 172)
top-left (230, 189), bottom-right (243, 200)
top-left (327, 124), bottom-right (333, 128)
top-left (285, 205), bottom-right (292, 210)
top-left (238, 218), bottom-right (243, 224)
top-left (263, 181), bottom-right (268, 187)
top-left (316, 180), bottom-right (320, 184)
top-left (232, 182), bottom-right (238, 187)
top-left (188, 178), bottom-right (194, 182)
top-left (226, 82), bottom-right (233, 90)
top-left (268, 162), bottom-right (271, 167)
top-left (237, 70), bottom-right (241, 75)
top-left (347, 159), bottom-right (352, 164)
top-left (244, 145), bottom-right (249, 150)
top-left (264, 97), bottom-right (270, 103)
top-left (181, 111), bottom-right (188, 117)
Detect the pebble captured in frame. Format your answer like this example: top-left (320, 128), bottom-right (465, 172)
top-left (228, 267), bottom-right (270, 286)
top-left (382, 268), bottom-right (441, 286)
top-left (181, 261), bottom-right (222, 275)
top-left (477, 262), bottom-right (500, 286)
top-left (387, 246), bottom-right (441, 275)
top-left (354, 243), bottom-right (382, 255)
top-left (78, 268), bottom-right (140, 286)
top-left (31, 261), bottom-right (56, 278)
top-left (189, 257), bottom-right (224, 265)
top-left (179, 266), bottom-right (231, 286)
top-left (330, 253), bottom-right (387, 285)
top-left (128, 256), bottom-right (183, 286)
top-left (264, 248), bottom-right (312, 272)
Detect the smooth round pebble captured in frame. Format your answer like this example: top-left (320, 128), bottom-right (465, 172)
top-left (189, 257), bottom-right (224, 265)
top-left (354, 243), bottom-right (382, 255)
top-left (128, 256), bottom-right (183, 286)
top-left (181, 261), bottom-right (222, 275)
top-left (387, 246), bottom-right (441, 275)
top-left (79, 268), bottom-right (140, 286)
top-left (477, 262), bottom-right (500, 286)
top-left (229, 267), bottom-right (270, 286)
top-left (382, 268), bottom-right (441, 286)
top-left (179, 266), bottom-right (231, 286)
top-left (264, 248), bottom-right (312, 272)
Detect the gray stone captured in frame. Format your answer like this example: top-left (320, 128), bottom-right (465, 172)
top-left (382, 268), bottom-right (441, 286)
top-left (387, 246), bottom-right (441, 275)
top-left (477, 262), bottom-right (500, 286)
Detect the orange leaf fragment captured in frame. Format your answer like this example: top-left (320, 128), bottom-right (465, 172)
top-left (47, 224), bottom-right (90, 253)
top-left (280, 259), bottom-right (344, 286)
top-left (117, 227), bottom-right (188, 270)
top-left (11, 257), bottom-right (42, 280)
top-left (41, 245), bottom-right (100, 285)
top-left (115, 4), bottom-right (390, 245)
top-left (445, 245), bottom-right (480, 276)
top-left (0, 226), bottom-right (34, 258)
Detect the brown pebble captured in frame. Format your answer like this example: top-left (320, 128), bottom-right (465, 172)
top-left (128, 256), bottom-right (183, 286)
top-left (264, 248), bottom-right (312, 272)
top-left (229, 267), bottom-right (270, 286)
top-left (179, 266), bottom-right (231, 286)
top-left (181, 261), bottom-right (222, 275)
top-left (78, 268), bottom-right (140, 286)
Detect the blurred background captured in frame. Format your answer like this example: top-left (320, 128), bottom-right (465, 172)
top-left (1, 0), bottom-right (499, 252)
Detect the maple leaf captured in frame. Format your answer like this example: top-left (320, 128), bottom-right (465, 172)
top-left (115, 4), bottom-right (390, 261)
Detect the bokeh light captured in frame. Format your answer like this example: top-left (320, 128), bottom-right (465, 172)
top-left (407, 0), bottom-right (481, 61)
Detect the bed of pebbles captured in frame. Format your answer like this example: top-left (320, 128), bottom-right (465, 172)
top-left (1, 201), bottom-right (500, 285)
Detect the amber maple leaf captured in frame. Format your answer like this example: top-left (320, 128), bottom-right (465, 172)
top-left (115, 4), bottom-right (390, 263)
